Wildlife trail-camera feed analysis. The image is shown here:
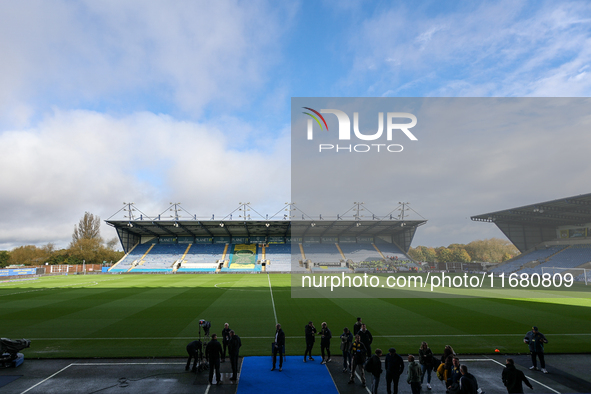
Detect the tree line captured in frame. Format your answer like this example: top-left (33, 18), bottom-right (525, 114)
top-left (408, 238), bottom-right (519, 263)
top-left (0, 212), bottom-right (124, 268)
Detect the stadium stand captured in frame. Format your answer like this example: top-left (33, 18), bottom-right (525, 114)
top-left (109, 243), bottom-right (154, 272)
top-left (338, 243), bottom-right (382, 263)
top-left (177, 243), bottom-right (227, 272)
top-left (132, 244), bottom-right (187, 272)
top-left (264, 243), bottom-right (292, 272)
top-left (490, 245), bottom-right (567, 274)
top-left (519, 244), bottom-right (591, 275)
top-left (105, 215), bottom-right (427, 274)
top-left (183, 243), bottom-right (226, 264)
top-left (373, 240), bottom-right (408, 260)
top-left (302, 243), bottom-right (342, 263)
top-left (220, 244), bottom-right (262, 272)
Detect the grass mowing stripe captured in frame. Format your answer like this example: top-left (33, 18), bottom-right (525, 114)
top-left (3, 274), bottom-right (590, 358)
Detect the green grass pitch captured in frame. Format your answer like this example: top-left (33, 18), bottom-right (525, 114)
top-left (1, 274), bottom-right (590, 358)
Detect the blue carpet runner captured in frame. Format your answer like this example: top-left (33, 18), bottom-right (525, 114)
top-left (236, 356), bottom-right (337, 394)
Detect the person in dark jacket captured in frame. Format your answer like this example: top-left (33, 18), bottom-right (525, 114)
top-left (419, 341), bottom-right (434, 390)
top-left (368, 348), bottom-right (383, 394)
top-left (304, 321), bottom-right (317, 362)
top-left (459, 365), bottom-right (478, 394)
top-left (407, 354), bottom-right (421, 394)
top-left (358, 323), bottom-right (373, 358)
top-left (348, 334), bottom-right (367, 387)
top-left (450, 357), bottom-right (462, 387)
top-left (185, 339), bottom-right (202, 372)
top-left (385, 347), bottom-right (404, 394)
top-left (502, 358), bottom-right (533, 393)
top-left (272, 323), bottom-right (285, 371)
top-left (353, 317), bottom-right (363, 336)
top-left (228, 330), bottom-right (241, 381)
top-left (205, 334), bottom-right (223, 385)
top-left (340, 327), bottom-right (353, 372)
top-left (221, 323), bottom-right (231, 362)
top-left (440, 345), bottom-right (455, 366)
top-left (524, 326), bottom-right (548, 373)
top-left (320, 322), bottom-right (332, 364)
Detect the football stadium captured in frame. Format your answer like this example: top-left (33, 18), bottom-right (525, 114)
top-left (1, 195), bottom-right (590, 394)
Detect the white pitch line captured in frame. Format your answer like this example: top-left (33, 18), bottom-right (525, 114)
top-left (19, 363), bottom-right (73, 394)
top-left (485, 357), bottom-right (561, 394)
top-left (268, 274), bottom-right (278, 324)
top-left (27, 333), bottom-right (591, 341)
top-left (354, 371), bottom-right (371, 394)
top-left (70, 362), bottom-right (185, 365)
top-left (326, 363), bottom-right (340, 393)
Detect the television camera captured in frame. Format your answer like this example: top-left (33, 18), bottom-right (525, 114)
top-left (1, 338), bottom-right (31, 368)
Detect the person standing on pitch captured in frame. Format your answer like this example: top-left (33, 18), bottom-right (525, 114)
top-left (524, 326), bottom-right (548, 373)
top-left (205, 334), bottom-right (223, 385)
top-left (228, 330), bottom-right (241, 381)
top-left (502, 358), bottom-right (533, 393)
top-left (419, 341), bottom-right (434, 390)
top-left (348, 334), bottom-right (367, 387)
top-left (320, 322), bottom-right (332, 364)
top-left (340, 327), bottom-right (353, 372)
top-left (304, 321), bottom-right (317, 362)
top-left (221, 322), bottom-right (231, 362)
top-left (385, 347), bottom-right (404, 394)
top-left (353, 317), bottom-right (363, 336)
top-left (407, 354), bottom-right (421, 394)
top-left (272, 323), bottom-right (285, 371)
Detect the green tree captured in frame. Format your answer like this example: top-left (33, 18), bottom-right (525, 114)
top-left (408, 247), bottom-right (425, 262)
top-left (8, 245), bottom-right (48, 266)
top-left (453, 248), bottom-right (471, 263)
top-left (464, 238), bottom-right (519, 263)
top-left (437, 247), bottom-right (454, 263)
top-left (0, 251), bottom-right (9, 268)
top-left (422, 247), bottom-right (437, 263)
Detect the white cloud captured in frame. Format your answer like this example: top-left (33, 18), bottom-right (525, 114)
top-left (346, 1), bottom-right (591, 97)
top-left (0, 110), bottom-right (290, 249)
top-left (0, 1), bottom-right (291, 126)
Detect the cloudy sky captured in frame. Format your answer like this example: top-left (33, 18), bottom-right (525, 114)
top-left (1, 1), bottom-right (591, 250)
